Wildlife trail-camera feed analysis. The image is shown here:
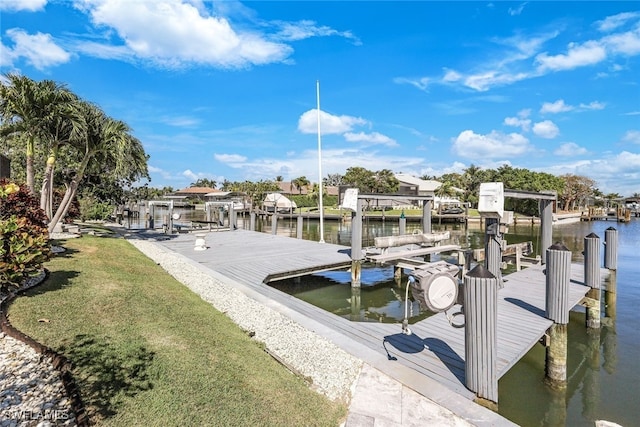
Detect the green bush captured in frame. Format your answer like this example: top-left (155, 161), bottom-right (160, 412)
top-left (0, 179), bottom-right (51, 292)
top-left (79, 195), bottom-right (114, 221)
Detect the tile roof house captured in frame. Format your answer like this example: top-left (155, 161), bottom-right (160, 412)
top-left (173, 187), bottom-right (221, 201)
top-left (275, 181), bottom-right (339, 196)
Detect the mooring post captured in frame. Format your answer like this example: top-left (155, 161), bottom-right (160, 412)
top-left (545, 243), bottom-right (571, 386)
top-left (484, 217), bottom-right (503, 287)
top-left (350, 198), bottom-right (364, 288)
top-left (584, 233), bottom-right (601, 329)
top-left (604, 270), bottom-right (617, 320)
top-left (350, 287), bottom-right (361, 321)
top-left (603, 227), bottom-right (618, 325)
top-left (250, 211), bottom-right (256, 231)
top-left (296, 215), bottom-right (303, 239)
top-left (271, 213), bottom-right (278, 235)
top-left (423, 200), bottom-right (432, 234)
top-left (464, 264), bottom-right (499, 408)
top-left (604, 227), bottom-right (618, 271)
top-left (230, 208), bottom-right (237, 231)
top-left (396, 215), bottom-right (406, 284)
top-left (539, 199), bottom-right (554, 263)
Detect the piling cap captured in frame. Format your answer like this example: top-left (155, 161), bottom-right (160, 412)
top-left (548, 242), bottom-right (570, 252)
top-left (606, 226), bottom-right (617, 231)
top-left (466, 264), bottom-right (496, 279)
top-left (585, 232), bottom-right (600, 239)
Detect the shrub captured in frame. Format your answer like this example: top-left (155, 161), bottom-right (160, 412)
top-left (0, 179), bottom-right (51, 293)
top-left (78, 194), bottom-right (113, 221)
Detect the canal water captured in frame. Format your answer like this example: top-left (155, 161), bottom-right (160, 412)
top-left (129, 207), bottom-right (639, 426)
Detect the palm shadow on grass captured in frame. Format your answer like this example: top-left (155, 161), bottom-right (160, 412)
top-left (59, 334), bottom-right (155, 420)
top-left (23, 270), bottom-right (80, 297)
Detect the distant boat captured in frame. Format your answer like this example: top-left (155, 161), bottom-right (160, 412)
top-left (263, 193), bottom-right (297, 213)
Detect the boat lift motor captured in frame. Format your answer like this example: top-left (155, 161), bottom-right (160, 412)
top-left (402, 261), bottom-right (462, 335)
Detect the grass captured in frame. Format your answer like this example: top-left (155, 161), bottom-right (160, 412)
top-left (8, 235), bottom-right (347, 426)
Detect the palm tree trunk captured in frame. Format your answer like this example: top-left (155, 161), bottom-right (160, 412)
top-left (40, 145), bottom-right (58, 219)
top-left (26, 136), bottom-right (35, 194)
top-left (48, 152), bottom-right (90, 234)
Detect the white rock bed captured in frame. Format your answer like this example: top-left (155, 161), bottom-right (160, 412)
top-left (127, 238), bottom-right (363, 403)
top-left (0, 333), bottom-right (76, 427)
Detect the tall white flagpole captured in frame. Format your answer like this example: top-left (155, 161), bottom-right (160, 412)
top-left (316, 80), bottom-right (325, 243)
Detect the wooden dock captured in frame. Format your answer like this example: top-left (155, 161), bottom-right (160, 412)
top-left (151, 229), bottom-right (602, 407)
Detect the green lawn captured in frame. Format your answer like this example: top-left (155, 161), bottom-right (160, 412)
top-left (8, 235), bottom-right (347, 426)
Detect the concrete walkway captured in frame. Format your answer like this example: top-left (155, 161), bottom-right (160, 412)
top-left (346, 364), bottom-right (475, 427)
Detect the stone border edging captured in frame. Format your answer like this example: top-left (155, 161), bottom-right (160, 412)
top-left (0, 270), bottom-right (90, 426)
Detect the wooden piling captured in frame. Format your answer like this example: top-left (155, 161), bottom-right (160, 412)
top-left (399, 216), bottom-right (406, 236)
top-left (296, 215), bottom-right (303, 239)
top-left (351, 199), bottom-right (364, 261)
top-left (271, 213), bottom-right (277, 235)
top-left (545, 243), bottom-right (571, 324)
top-left (544, 243), bottom-right (571, 387)
top-left (584, 233), bottom-right (601, 329)
top-left (604, 227), bottom-right (618, 270)
top-left (539, 199), bottom-right (554, 262)
top-left (464, 264), bottom-right (498, 406)
top-left (484, 217), bottom-right (503, 287)
top-left (605, 270), bottom-right (617, 319)
top-left (250, 211), bottom-right (256, 231)
top-left (423, 200), bottom-right (432, 234)
top-left (350, 287), bottom-right (361, 321)
top-left (545, 324), bottom-right (568, 389)
top-left (351, 260), bottom-right (362, 288)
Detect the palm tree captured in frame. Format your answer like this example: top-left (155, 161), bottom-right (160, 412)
top-left (0, 74), bottom-right (81, 215)
top-left (48, 101), bottom-right (148, 232)
top-left (435, 181), bottom-right (456, 214)
top-left (0, 74), bottom-right (64, 193)
top-left (292, 176), bottom-right (310, 194)
top-left (39, 89), bottom-right (84, 218)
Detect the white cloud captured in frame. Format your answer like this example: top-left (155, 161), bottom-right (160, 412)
top-left (596, 12), bottom-right (640, 32)
top-left (533, 120), bottom-right (559, 139)
top-left (298, 109), bottom-right (368, 134)
top-left (182, 169), bottom-right (199, 181)
top-left (73, 0), bottom-right (292, 68)
top-left (578, 101), bottom-right (605, 111)
top-left (3, 29), bottom-right (71, 70)
top-left (393, 76), bottom-right (431, 92)
top-left (442, 69), bottom-right (462, 82)
top-left (602, 29), bottom-right (640, 56)
top-left (162, 115), bottom-right (200, 127)
top-left (397, 12), bottom-right (640, 93)
top-left (463, 70), bottom-right (529, 92)
top-left (0, 0), bottom-right (47, 12)
top-left (214, 153), bottom-right (248, 163)
top-left (503, 109), bottom-right (531, 132)
top-left (273, 20), bottom-right (360, 45)
top-left (622, 130), bottom-right (640, 144)
top-left (210, 147), bottom-right (426, 183)
top-left (508, 2), bottom-right (528, 16)
top-left (554, 142), bottom-right (588, 156)
top-left (536, 40), bottom-right (607, 71)
top-left (452, 130), bottom-right (531, 159)
top-left (343, 131), bottom-right (398, 147)
top-left (540, 99), bottom-right (605, 114)
top-left (540, 99), bottom-right (573, 114)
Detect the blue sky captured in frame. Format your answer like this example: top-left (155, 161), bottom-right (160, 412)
top-left (1, 1), bottom-right (639, 196)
